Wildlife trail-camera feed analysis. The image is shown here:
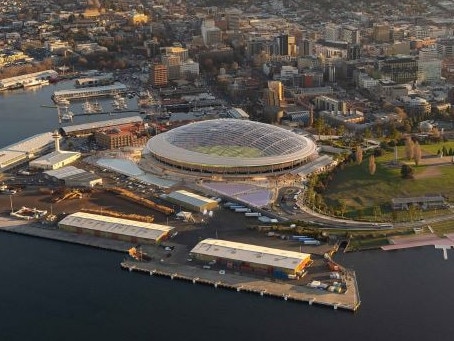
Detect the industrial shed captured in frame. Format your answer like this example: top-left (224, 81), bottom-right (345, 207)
top-left (44, 166), bottom-right (103, 188)
top-left (166, 190), bottom-right (218, 212)
top-left (190, 238), bottom-right (311, 278)
top-left (58, 212), bottom-right (174, 244)
top-left (29, 150), bottom-right (81, 170)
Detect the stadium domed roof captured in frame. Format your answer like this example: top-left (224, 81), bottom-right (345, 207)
top-left (145, 119), bottom-right (316, 174)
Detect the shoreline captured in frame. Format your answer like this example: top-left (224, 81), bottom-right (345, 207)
top-left (0, 215), bottom-right (361, 312)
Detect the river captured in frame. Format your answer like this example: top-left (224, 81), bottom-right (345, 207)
top-left (1, 85), bottom-right (454, 341)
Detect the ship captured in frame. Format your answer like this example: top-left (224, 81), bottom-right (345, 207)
top-left (128, 247), bottom-right (151, 262)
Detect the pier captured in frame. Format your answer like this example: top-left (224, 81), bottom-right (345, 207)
top-left (0, 216), bottom-right (360, 312)
top-left (119, 259), bottom-right (361, 312)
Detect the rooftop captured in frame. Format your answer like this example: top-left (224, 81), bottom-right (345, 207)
top-left (190, 238), bottom-right (310, 271)
top-left (59, 212), bottom-right (174, 241)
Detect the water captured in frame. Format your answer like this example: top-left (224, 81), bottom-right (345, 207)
top-left (1, 87), bottom-right (454, 340)
top-left (0, 82), bottom-right (139, 147)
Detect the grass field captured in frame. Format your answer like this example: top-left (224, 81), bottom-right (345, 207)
top-left (194, 145), bottom-right (262, 158)
top-left (322, 144), bottom-right (454, 220)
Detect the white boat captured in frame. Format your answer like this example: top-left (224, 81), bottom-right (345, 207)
top-left (82, 100), bottom-right (103, 114)
top-left (112, 95), bottom-right (127, 110)
top-left (61, 112), bottom-right (74, 122)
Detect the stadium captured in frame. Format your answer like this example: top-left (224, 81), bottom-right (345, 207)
top-left (143, 119), bottom-right (317, 177)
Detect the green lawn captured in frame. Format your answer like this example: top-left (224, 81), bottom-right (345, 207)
top-left (322, 147), bottom-right (454, 220)
top-left (194, 145), bottom-right (262, 157)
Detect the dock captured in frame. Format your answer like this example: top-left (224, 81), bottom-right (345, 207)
top-left (73, 110), bottom-right (142, 117)
top-left (0, 216), bottom-right (360, 312)
top-left (120, 260), bottom-right (361, 312)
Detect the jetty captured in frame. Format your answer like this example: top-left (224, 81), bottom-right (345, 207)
top-left (120, 260), bottom-right (360, 312)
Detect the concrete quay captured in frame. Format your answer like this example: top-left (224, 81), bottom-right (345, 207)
top-left (0, 216), bottom-right (134, 252)
top-left (120, 259), bottom-right (361, 312)
top-left (0, 216), bottom-right (361, 312)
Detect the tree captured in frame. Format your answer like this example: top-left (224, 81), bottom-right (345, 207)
top-left (356, 145), bottom-right (363, 164)
top-left (373, 206), bottom-right (382, 221)
top-left (401, 164), bottom-right (414, 179)
top-left (404, 136), bottom-right (414, 160)
top-left (413, 141), bottom-right (422, 166)
top-left (395, 107), bottom-right (407, 121)
top-left (339, 199), bottom-right (347, 217)
top-left (368, 155), bottom-right (376, 175)
top-left (313, 117), bottom-right (325, 140)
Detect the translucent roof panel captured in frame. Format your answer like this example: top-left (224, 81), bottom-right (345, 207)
top-left (146, 119), bottom-right (317, 168)
top-left (164, 119), bottom-right (307, 157)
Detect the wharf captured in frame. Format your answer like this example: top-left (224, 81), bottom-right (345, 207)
top-left (0, 216), bottom-right (133, 252)
top-left (73, 110), bottom-right (142, 117)
top-left (382, 234), bottom-right (454, 251)
top-left (120, 260), bottom-right (361, 312)
top-left (0, 216), bottom-right (361, 312)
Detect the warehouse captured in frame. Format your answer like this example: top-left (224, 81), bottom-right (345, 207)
top-left (165, 190), bottom-right (218, 212)
top-left (58, 212), bottom-right (174, 244)
top-left (44, 166), bottom-right (103, 188)
top-left (190, 238), bottom-right (311, 278)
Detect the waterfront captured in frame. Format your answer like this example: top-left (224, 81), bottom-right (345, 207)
top-left (1, 86), bottom-right (454, 340)
top-left (1, 232), bottom-right (453, 341)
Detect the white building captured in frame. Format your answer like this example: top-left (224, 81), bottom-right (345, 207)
top-left (29, 132), bottom-right (81, 170)
top-left (180, 59), bottom-right (200, 78)
top-left (417, 48), bottom-right (442, 83)
top-left (201, 19), bottom-right (222, 47)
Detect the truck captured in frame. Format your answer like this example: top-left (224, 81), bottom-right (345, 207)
top-left (235, 208), bottom-right (251, 213)
top-left (302, 239), bottom-right (321, 245)
top-left (245, 212), bottom-right (261, 217)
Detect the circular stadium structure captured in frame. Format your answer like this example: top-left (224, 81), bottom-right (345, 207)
top-left (144, 119), bottom-right (317, 176)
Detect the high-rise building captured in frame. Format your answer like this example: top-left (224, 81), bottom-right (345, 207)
top-left (201, 19), bottom-right (222, 47)
top-left (325, 23), bottom-right (341, 41)
top-left (161, 54), bottom-right (181, 80)
top-left (380, 56), bottom-right (417, 84)
top-left (226, 8), bottom-right (241, 31)
top-left (150, 63), bottom-right (168, 88)
top-left (417, 48), bottom-right (441, 83)
top-left (373, 23), bottom-right (391, 43)
top-left (342, 26), bottom-right (360, 45)
top-left (271, 34), bottom-right (297, 56)
top-left (263, 81), bottom-right (284, 106)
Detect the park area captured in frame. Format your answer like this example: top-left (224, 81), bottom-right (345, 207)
top-left (321, 141), bottom-right (454, 223)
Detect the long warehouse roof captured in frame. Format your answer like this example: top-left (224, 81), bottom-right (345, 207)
top-left (59, 212), bottom-right (174, 241)
top-left (190, 238), bottom-right (310, 270)
top-left (60, 116), bottom-right (143, 134)
top-left (167, 190), bottom-right (217, 207)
